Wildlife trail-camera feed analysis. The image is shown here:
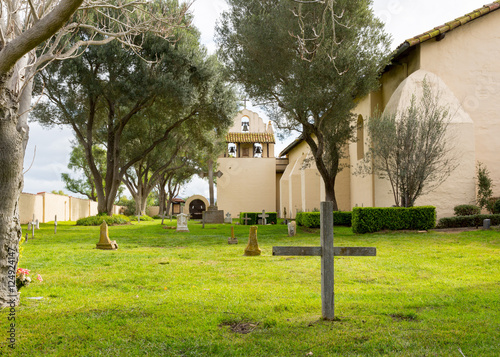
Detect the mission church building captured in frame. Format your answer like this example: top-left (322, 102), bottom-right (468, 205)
top-left (217, 2), bottom-right (500, 220)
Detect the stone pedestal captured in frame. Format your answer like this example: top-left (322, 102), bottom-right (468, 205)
top-left (244, 226), bottom-right (261, 256)
top-left (228, 226), bottom-right (238, 244)
top-left (176, 213), bottom-right (189, 232)
top-left (96, 222), bottom-right (118, 250)
top-left (204, 206), bottom-right (224, 224)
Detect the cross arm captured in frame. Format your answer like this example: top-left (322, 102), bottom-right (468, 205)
top-left (272, 246), bottom-right (376, 257)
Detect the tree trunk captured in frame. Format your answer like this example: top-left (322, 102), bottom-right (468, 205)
top-left (324, 178), bottom-right (339, 211)
top-left (0, 74), bottom-right (24, 307)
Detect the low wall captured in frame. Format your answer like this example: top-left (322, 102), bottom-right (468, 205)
top-left (19, 192), bottom-right (121, 224)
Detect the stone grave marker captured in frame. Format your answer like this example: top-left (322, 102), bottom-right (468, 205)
top-left (244, 226), bottom-right (261, 256)
top-left (225, 212), bottom-right (232, 224)
top-left (288, 221), bottom-right (296, 237)
top-left (241, 213), bottom-right (251, 226)
top-left (483, 219), bottom-right (491, 230)
top-left (176, 213), bottom-right (189, 232)
top-left (273, 201), bottom-right (376, 320)
top-left (96, 222), bottom-right (118, 250)
top-left (54, 215), bottom-right (57, 234)
top-left (35, 219), bottom-right (39, 229)
top-left (228, 226), bottom-right (238, 244)
top-left (258, 210), bottom-right (269, 225)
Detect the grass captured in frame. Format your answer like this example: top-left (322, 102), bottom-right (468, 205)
top-left (1, 219), bottom-right (499, 356)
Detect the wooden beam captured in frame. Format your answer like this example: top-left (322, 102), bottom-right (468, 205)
top-left (321, 201), bottom-right (335, 320)
top-left (272, 246), bottom-right (376, 257)
top-left (273, 246), bottom-right (322, 256)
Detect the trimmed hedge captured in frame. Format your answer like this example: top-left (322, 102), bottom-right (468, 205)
top-left (453, 204), bottom-right (480, 216)
top-left (438, 214), bottom-right (500, 228)
top-left (295, 211), bottom-right (352, 228)
top-left (352, 206), bottom-right (436, 233)
top-left (239, 212), bottom-right (277, 225)
top-left (76, 214), bottom-right (130, 226)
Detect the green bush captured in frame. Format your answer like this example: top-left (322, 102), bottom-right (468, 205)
top-left (239, 212), bottom-right (277, 225)
top-left (295, 211), bottom-right (352, 228)
top-left (493, 200), bottom-right (500, 215)
top-left (454, 204), bottom-right (480, 216)
top-left (76, 214), bottom-right (130, 226)
top-left (129, 214), bottom-right (154, 222)
top-left (437, 214), bottom-right (500, 228)
top-left (352, 206), bottom-right (436, 234)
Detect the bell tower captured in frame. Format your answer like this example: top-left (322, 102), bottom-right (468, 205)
top-left (217, 109), bottom-right (277, 218)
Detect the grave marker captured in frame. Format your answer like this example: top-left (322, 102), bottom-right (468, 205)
top-left (258, 210), bottom-right (269, 225)
top-left (225, 212), bottom-right (232, 224)
top-left (176, 213), bottom-right (189, 232)
top-left (244, 226), bottom-right (261, 256)
top-left (273, 201), bottom-right (376, 320)
top-left (54, 215), bottom-right (57, 234)
top-left (288, 221), bottom-right (296, 237)
top-left (96, 221), bottom-right (118, 250)
top-left (228, 226), bottom-right (238, 244)
top-left (241, 213), bottom-right (251, 226)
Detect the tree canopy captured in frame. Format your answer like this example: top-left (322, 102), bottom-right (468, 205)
top-left (216, 0), bottom-right (390, 210)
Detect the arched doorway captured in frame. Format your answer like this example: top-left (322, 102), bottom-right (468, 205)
top-left (189, 199), bottom-right (206, 219)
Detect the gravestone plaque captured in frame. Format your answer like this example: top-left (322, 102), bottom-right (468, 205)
top-left (224, 212), bottom-right (232, 224)
top-left (176, 213), bottom-right (189, 232)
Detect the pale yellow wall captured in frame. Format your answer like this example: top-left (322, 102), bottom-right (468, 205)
top-left (419, 11), bottom-right (500, 199)
top-left (19, 193), bottom-right (43, 224)
top-left (19, 192), bottom-right (116, 223)
top-left (275, 173), bottom-right (282, 215)
top-left (147, 206), bottom-right (160, 217)
top-left (217, 158), bottom-right (276, 218)
top-left (279, 138), bottom-right (351, 217)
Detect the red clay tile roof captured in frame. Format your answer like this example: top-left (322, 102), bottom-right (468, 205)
top-left (226, 132), bottom-right (275, 143)
top-left (397, 1), bottom-right (500, 51)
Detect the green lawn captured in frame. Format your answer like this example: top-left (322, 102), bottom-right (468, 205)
top-left (1, 220), bottom-right (499, 356)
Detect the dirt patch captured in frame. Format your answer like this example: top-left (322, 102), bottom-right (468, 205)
top-left (390, 313), bottom-right (418, 321)
top-left (219, 321), bottom-right (259, 334)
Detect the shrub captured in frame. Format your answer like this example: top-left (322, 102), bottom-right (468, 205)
top-left (454, 204), bottom-right (480, 216)
top-left (352, 206), bottom-right (436, 234)
top-left (76, 214), bottom-right (130, 226)
top-left (129, 214), bottom-right (154, 222)
top-left (239, 212), bottom-right (277, 225)
top-left (492, 199), bottom-right (500, 215)
top-left (476, 162), bottom-right (494, 212)
top-left (438, 214), bottom-right (500, 228)
top-left (295, 211), bottom-right (352, 228)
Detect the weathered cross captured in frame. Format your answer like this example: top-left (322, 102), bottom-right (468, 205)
top-left (258, 210), bottom-right (269, 225)
top-left (272, 201), bottom-right (376, 320)
top-left (199, 158), bottom-right (223, 209)
top-left (241, 213), bottom-right (251, 225)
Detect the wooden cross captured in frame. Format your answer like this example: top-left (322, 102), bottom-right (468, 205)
top-left (272, 201), bottom-right (376, 320)
top-left (258, 210), bottom-right (269, 225)
top-left (241, 213), bottom-right (251, 225)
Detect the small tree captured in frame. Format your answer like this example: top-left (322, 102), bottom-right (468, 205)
top-left (476, 162), bottom-right (494, 212)
top-left (365, 77), bottom-right (458, 207)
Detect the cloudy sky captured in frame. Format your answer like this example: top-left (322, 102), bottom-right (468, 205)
top-left (23, 0), bottom-right (492, 199)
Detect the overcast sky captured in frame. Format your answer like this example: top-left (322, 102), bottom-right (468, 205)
top-left (23, 0), bottom-right (491, 199)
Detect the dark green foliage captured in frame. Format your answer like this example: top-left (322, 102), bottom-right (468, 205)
top-left (438, 214), bottom-right (500, 228)
top-left (476, 162), bottom-right (494, 212)
top-left (295, 211), bottom-right (352, 228)
top-left (76, 214), bottom-right (130, 226)
top-left (352, 206), bottom-right (436, 233)
top-left (454, 204), bottom-right (481, 216)
top-left (239, 212), bottom-right (277, 225)
top-left (492, 199), bottom-right (500, 214)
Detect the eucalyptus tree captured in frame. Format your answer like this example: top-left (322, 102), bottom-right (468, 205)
top-left (0, 0), bottom-right (188, 307)
top-left (33, 29), bottom-right (237, 214)
top-left (217, 0), bottom-right (390, 210)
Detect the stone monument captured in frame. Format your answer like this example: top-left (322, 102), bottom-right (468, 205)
top-left (176, 213), bottom-right (189, 232)
top-left (96, 221), bottom-right (118, 250)
top-left (224, 212), bottom-right (232, 224)
top-left (244, 226), bottom-right (261, 256)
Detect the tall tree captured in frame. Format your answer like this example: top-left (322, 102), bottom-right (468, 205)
top-left (0, 0), bottom-right (188, 307)
top-left (217, 0), bottom-right (390, 210)
top-left (365, 78), bottom-right (458, 207)
top-left (33, 31), bottom-right (236, 214)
